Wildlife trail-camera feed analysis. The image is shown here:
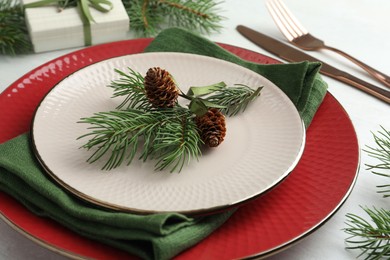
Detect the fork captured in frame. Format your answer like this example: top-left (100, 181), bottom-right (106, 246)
top-left (266, 0), bottom-right (390, 88)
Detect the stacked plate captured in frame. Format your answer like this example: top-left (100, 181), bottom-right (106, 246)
top-left (0, 40), bottom-right (359, 259)
top-left (31, 52), bottom-right (306, 215)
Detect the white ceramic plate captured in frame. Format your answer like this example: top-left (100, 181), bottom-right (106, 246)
top-left (31, 52), bottom-right (305, 215)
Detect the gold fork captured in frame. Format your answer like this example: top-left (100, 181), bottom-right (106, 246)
top-left (266, 0), bottom-right (390, 88)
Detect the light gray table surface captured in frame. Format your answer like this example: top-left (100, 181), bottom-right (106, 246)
top-left (1, 0), bottom-right (389, 259)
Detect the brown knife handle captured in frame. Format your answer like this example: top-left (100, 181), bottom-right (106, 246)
top-left (325, 46), bottom-right (390, 89)
top-left (323, 71), bottom-right (390, 104)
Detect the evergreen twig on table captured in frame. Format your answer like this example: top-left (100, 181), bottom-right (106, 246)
top-left (122, 0), bottom-right (224, 36)
top-left (344, 126), bottom-right (390, 259)
top-left (0, 0), bottom-right (32, 55)
top-left (345, 207), bottom-right (390, 260)
top-left (364, 126), bottom-right (390, 197)
top-left (122, 0), bottom-right (163, 36)
top-left (159, 0), bottom-right (224, 34)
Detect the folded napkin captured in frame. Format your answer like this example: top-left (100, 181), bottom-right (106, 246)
top-left (0, 28), bottom-right (327, 260)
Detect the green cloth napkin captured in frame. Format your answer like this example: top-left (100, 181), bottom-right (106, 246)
top-left (0, 28), bottom-right (327, 260)
top-left (0, 135), bottom-right (232, 260)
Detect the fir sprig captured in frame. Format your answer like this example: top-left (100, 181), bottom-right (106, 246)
top-left (185, 82), bottom-right (262, 116)
top-left (78, 67), bottom-right (262, 172)
top-left (109, 68), bottom-right (151, 110)
top-left (78, 107), bottom-right (201, 172)
top-left (122, 0), bottom-right (224, 36)
top-left (0, 0), bottom-right (32, 55)
top-left (345, 207), bottom-right (390, 260)
top-left (123, 0), bottom-right (162, 36)
top-left (364, 126), bottom-right (390, 197)
top-left (110, 68), bottom-right (262, 117)
top-left (344, 126), bottom-right (390, 259)
top-left (158, 0), bottom-right (224, 34)
top-left (206, 84), bottom-right (263, 116)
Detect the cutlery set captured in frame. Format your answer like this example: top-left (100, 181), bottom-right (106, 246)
top-left (237, 0), bottom-right (390, 104)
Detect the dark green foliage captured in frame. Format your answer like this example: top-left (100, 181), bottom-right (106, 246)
top-left (345, 207), bottom-right (390, 260)
top-left (0, 0), bottom-right (32, 55)
top-left (122, 0), bottom-right (224, 36)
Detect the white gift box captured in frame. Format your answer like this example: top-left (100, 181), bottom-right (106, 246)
top-left (23, 0), bottom-right (130, 52)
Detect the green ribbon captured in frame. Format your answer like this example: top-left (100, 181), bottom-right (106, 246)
top-left (186, 82), bottom-right (227, 116)
top-left (187, 82), bottom-right (227, 97)
top-left (24, 0), bottom-right (113, 46)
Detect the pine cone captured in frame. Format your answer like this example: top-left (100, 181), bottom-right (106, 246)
top-left (144, 67), bottom-right (179, 108)
top-left (195, 108), bottom-right (226, 147)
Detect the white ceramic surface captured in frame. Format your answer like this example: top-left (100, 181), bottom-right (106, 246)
top-left (31, 52), bottom-right (305, 214)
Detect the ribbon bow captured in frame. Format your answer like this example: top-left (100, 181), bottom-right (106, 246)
top-left (24, 0), bottom-right (113, 46)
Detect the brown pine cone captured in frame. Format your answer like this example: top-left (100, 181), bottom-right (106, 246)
top-left (195, 108), bottom-right (226, 147)
top-left (144, 67), bottom-right (179, 108)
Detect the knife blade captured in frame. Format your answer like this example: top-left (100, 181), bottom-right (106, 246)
top-left (236, 25), bottom-right (390, 104)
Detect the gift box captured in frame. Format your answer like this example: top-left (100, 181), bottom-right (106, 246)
top-left (23, 0), bottom-right (130, 52)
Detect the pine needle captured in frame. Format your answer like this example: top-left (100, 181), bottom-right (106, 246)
top-left (158, 0), bottom-right (224, 34)
top-left (344, 126), bottom-right (390, 259)
top-left (78, 67), bottom-right (262, 172)
top-left (0, 0), bottom-right (32, 55)
top-left (122, 0), bottom-right (164, 36)
top-left (122, 0), bottom-right (224, 36)
top-left (78, 108), bottom-right (201, 172)
top-left (345, 207), bottom-right (390, 260)
top-left (205, 84), bottom-right (262, 116)
top-left (364, 126), bottom-right (390, 197)
top-left (109, 68), bottom-right (151, 110)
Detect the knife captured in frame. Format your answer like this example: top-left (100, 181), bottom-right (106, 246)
top-left (236, 25), bottom-right (390, 104)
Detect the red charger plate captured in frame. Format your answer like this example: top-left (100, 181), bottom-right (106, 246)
top-left (0, 39), bottom-right (359, 259)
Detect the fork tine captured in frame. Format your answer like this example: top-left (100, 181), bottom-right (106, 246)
top-left (266, 1), bottom-right (293, 40)
top-left (266, 0), bottom-right (308, 40)
top-left (266, 0), bottom-right (297, 41)
top-left (274, 0), bottom-right (308, 35)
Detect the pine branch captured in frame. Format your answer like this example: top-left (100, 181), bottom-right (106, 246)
top-left (122, 0), bottom-right (224, 36)
top-left (78, 107), bottom-right (201, 172)
top-left (0, 0), bottom-right (32, 55)
top-left (79, 67), bottom-right (262, 172)
top-left (185, 82), bottom-right (263, 116)
top-left (158, 0), bottom-right (224, 34)
top-left (152, 109), bottom-right (202, 171)
top-left (345, 207), bottom-right (390, 260)
top-left (110, 68), bottom-right (263, 117)
top-left (122, 0), bottom-right (163, 36)
top-left (364, 126), bottom-right (390, 197)
top-left (204, 84), bottom-right (262, 116)
top-left (344, 126), bottom-right (390, 259)
top-left (109, 68), bottom-right (152, 110)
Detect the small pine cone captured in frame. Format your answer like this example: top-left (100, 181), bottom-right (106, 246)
top-left (195, 108), bottom-right (226, 147)
top-left (144, 67), bottom-right (179, 108)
